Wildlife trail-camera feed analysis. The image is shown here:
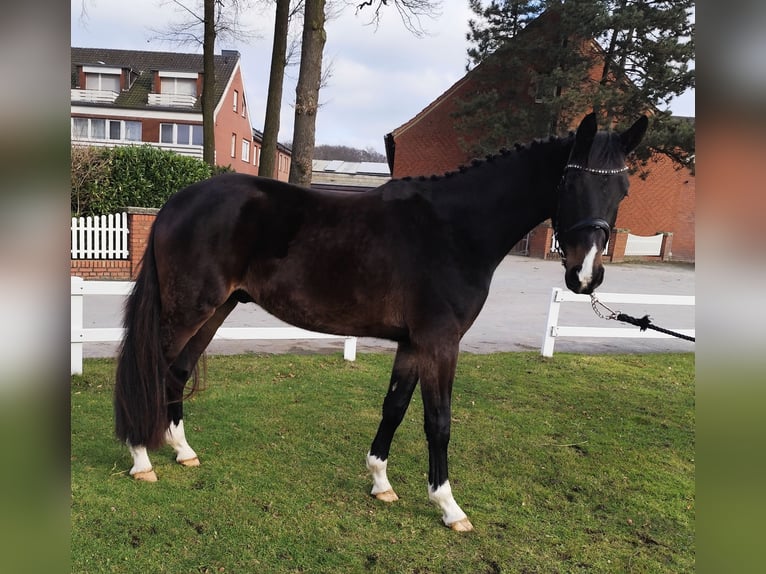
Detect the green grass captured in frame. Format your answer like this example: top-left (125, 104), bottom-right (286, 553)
top-left (72, 352), bottom-right (694, 573)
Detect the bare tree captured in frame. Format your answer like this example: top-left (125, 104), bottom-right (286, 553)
top-left (150, 1), bottom-right (257, 166)
top-left (355, 0), bottom-right (441, 37)
top-left (259, 1), bottom-right (305, 178)
top-left (288, 0), bottom-right (327, 185)
top-left (287, 0), bottom-right (438, 185)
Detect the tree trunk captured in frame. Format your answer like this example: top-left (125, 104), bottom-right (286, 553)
top-left (259, 0), bottom-right (290, 179)
top-left (289, 0), bottom-right (326, 186)
top-left (202, 0), bottom-right (217, 167)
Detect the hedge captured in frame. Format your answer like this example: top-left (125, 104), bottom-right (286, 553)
top-left (71, 145), bottom-right (231, 216)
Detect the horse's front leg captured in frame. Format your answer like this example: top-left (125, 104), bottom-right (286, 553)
top-left (367, 342), bottom-right (419, 502)
top-left (420, 344), bottom-right (474, 532)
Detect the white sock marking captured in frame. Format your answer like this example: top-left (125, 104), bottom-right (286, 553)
top-left (127, 443), bottom-right (152, 476)
top-left (164, 420), bottom-right (198, 463)
top-left (578, 243), bottom-right (599, 289)
top-left (366, 453), bottom-right (394, 496)
top-left (428, 481), bottom-right (468, 526)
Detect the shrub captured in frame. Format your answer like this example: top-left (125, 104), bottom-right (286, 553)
top-left (71, 145), bottom-right (232, 216)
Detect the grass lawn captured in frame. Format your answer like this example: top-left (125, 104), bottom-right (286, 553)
top-left (72, 352), bottom-right (694, 573)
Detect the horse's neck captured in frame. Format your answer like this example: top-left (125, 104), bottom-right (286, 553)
top-left (430, 139), bottom-right (571, 267)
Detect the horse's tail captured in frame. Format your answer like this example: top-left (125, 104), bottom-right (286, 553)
top-left (114, 225), bottom-right (168, 450)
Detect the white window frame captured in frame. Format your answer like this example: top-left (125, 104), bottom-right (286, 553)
top-left (231, 133), bottom-right (237, 157)
top-left (159, 74), bottom-right (197, 97)
top-left (233, 90), bottom-right (239, 113)
top-left (241, 139), bottom-right (250, 162)
top-left (159, 123), bottom-right (202, 146)
top-left (71, 117), bottom-right (142, 142)
top-left (82, 66), bottom-right (122, 92)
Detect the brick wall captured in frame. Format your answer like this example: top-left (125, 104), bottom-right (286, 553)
top-left (70, 207), bottom-right (157, 280)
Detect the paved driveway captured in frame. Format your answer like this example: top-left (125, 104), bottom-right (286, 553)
top-left (81, 256), bottom-right (695, 358)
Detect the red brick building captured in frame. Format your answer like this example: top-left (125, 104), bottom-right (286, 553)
top-left (71, 47), bottom-right (291, 180)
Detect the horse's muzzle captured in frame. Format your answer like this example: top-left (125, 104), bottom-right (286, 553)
top-left (565, 262), bottom-right (604, 294)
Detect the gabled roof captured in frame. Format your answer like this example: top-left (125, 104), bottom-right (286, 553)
top-left (71, 47), bottom-right (240, 113)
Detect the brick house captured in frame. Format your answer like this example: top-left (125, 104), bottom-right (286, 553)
top-left (383, 18), bottom-right (695, 262)
top-left (71, 46), bottom-right (290, 180)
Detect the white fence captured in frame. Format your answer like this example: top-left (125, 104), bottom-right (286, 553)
top-left (71, 277), bottom-right (358, 375)
top-left (541, 287), bottom-right (695, 357)
top-left (624, 232), bottom-right (664, 257)
top-left (71, 212), bottom-right (129, 259)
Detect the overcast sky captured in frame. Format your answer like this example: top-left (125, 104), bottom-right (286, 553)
top-left (71, 0), bottom-right (695, 154)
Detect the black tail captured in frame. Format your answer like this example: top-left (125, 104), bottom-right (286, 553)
top-left (114, 226), bottom-right (168, 450)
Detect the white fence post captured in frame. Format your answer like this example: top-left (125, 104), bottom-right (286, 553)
top-left (541, 288), bottom-right (563, 357)
top-left (540, 288), bottom-right (695, 357)
top-left (71, 277), bottom-right (84, 375)
top-left (343, 337), bottom-right (357, 361)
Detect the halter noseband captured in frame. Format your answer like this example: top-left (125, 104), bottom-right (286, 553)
top-left (553, 163), bottom-right (629, 260)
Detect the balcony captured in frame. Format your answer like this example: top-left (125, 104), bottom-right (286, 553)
top-left (71, 89), bottom-right (119, 104)
top-left (147, 93), bottom-right (197, 108)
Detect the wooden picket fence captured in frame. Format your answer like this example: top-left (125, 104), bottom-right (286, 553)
top-left (71, 212), bottom-right (129, 259)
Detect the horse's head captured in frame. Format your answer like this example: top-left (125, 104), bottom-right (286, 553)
top-left (554, 113), bottom-right (648, 294)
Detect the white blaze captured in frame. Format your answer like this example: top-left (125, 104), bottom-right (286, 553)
top-left (578, 243), bottom-right (599, 289)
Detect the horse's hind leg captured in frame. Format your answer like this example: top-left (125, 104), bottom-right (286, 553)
top-left (164, 296), bottom-right (239, 467)
top-left (128, 296), bottom-right (238, 481)
top-left (367, 341), bottom-right (419, 502)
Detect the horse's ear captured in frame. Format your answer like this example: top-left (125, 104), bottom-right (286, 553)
top-left (620, 115), bottom-right (649, 154)
top-left (573, 113), bottom-right (598, 156)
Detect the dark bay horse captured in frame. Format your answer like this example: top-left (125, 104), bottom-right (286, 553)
top-left (114, 113), bottom-right (647, 531)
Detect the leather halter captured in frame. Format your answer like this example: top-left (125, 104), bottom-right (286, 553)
top-left (553, 163), bottom-right (629, 260)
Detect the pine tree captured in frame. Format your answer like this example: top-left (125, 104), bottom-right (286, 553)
top-left (456, 0), bottom-right (694, 170)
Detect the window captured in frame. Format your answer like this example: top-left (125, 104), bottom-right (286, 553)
top-left (253, 146), bottom-right (259, 166)
top-left (241, 93), bottom-right (246, 117)
top-left (91, 119), bottom-right (106, 139)
top-left (72, 118), bottom-right (88, 139)
top-left (160, 77), bottom-right (197, 97)
top-left (231, 134), bottom-right (236, 157)
top-left (233, 90), bottom-right (239, 113)
top-left (108, 120), bottom-right (121, 140)
top-left (241, 139), bottom-right (250, 162)
top-left (84, 72), bottom-right (120, 93)
top-left (71, 118), bottom-right (142, 142)
top-left (159, 123), bottom-right (203, 146)
top-left (160, 124), bottom-right (174, 144)
top-left (124, 121), bottom-right (142, 142)
top-left (191, 125), bottom-right (203, 146)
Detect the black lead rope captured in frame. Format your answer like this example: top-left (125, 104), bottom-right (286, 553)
top-left (590, 294), bottom-right (695, 343)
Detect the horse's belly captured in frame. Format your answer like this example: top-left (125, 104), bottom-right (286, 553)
top-left (252, 280), bottom-right (407, 341)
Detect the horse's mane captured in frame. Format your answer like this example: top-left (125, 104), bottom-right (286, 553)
top-left (393, 132), bottom-right (576, 184)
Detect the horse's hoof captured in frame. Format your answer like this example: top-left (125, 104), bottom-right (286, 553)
top-left (448, 518), bottom-right (474, 532)
top-left (178, 457), bottom-right (200, 467)
top-left (373, 489), bottom-right (399, 502)
top-left (132, 469), bottom-right (158, 482)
